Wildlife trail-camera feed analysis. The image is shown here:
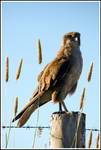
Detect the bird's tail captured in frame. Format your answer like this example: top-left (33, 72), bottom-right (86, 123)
top-left (12, 90), bottom-right (51, 127)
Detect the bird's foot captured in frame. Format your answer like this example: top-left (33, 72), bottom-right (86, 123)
top-left (59, 102), bottom-right (62, 113)
top-left (61, 101), bottom-right (69, 112)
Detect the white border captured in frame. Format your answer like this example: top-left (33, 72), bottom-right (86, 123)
top-left (1, 1), bottom-right (100, 149)
top-left (1, 1), bottom-right (100, 3)
top-left (1, 1), bottom-right (2, 149)
top-left (99, 2), bottom-right (101, 148)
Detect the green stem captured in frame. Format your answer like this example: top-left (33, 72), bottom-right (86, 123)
top-left (5, 82), bottom-right (16, 148)
top-left (32, 109), bottom-right (39, 148)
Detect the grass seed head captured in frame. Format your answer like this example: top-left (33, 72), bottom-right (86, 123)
top-left (79, 88), bottom-right (85, 111)
top-left (88, 130), bottom-right (92, 148)
top-left (87, 62), bottom-right (93, 82)
top-left (16, 58), bottom-right (23, 80)
top-left (96, 132), bottom-right (100, 148)
top-left (14, 96), bottom-right (18, 117)
top-left (37, 127), bottom-right (43, 138)
top-left (5, 56), bottom-right (9, 82)
top-left (38, 39), bottom-right (42, 64)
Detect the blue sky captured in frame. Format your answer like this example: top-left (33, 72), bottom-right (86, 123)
top-left (1, 1), bottom-right (100, 148)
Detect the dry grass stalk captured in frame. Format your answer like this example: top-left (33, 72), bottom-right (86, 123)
top-left (38, 39), bottom-right (42, 64)
top-left (96, 132), bottom-right (100, 148)
top-left (87, 62), bottom-right (93, 82)
top-left (88, 130), bottom-right (92, 148)
top-left (5, 132), bottom-right (7, 148)
top-left (14, 96), bottom-right (18, 117)
top-left (5, 56), bottom-right (9, 82)
top-left (79, 88), bottom-right (85, 111)
top-left (37, 127), bottom-right (42, 137)
top-left (37, 127), bottom-right (43, 138)
top-left (16, 58), bottom-right (23, 80)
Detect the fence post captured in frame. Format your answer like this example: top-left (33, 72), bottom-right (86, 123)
top-left (49, 111), bottom-right (86, 148)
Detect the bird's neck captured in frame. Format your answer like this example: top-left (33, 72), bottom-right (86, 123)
top-left (56, 45), bottom-right (72, 58)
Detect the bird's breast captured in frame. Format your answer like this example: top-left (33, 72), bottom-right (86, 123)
top-left (60, 49), bottom-right (83, 96)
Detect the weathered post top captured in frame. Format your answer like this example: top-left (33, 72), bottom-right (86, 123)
top-left (50, 111), bottom-right (86, 148)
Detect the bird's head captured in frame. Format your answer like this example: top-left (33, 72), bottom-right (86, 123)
top-left (62, 32), bottom-right (80, 47)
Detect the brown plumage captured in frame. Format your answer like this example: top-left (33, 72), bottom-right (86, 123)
top-left (12, 32), bottom-right (83, 127)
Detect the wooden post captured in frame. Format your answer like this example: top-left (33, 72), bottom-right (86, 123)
top-left (49, 111), bottom-right (86, 148)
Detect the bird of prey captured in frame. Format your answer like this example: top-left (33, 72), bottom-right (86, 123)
top-left (12, 32), bottom-right (83, 127)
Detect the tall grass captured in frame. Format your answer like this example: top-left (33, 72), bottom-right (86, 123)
top-left (96, 132), bottom-right (100, 148)
top-left (5, 58), bottom-right (23, 148)
top-left (16, 58), bottom-right (23, 80)
top-left (88, 130), bottom-right (92, 148)
top-left (5, 56), bottom-right (9, 82)
top-left (79, 88), bottom-right (85, 111)
top-left (32, 86), bottom-right (41, 148)
top-left (4, 56), bottom-right (9, 148)
top-left (32, 109), bottom-right (39, 148)
top-left (37, 127), bottom-right (43, 138)
top-left (72, 61), bottom-right (94, 148)
top-left (37, 39), bottom-right (42, 64)
top-left (14, 96), bottom-right (18, 119)
top-left (71, 88), bottom-right (86, 148)
top-left (87, 62), bottom-right (93, 82)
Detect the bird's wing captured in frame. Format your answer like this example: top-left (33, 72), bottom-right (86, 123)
top-left (12, 89), bottom-right (52, 127)
top-left (30, 63), bottom-right (50, 98)
top-left (32, 50), bottom-right (73, 97)
top-left (26, 54), bottom-right (73, 109)
top-left (37, 63), bottom-right (49, 82)
top-left (29, 52), bottom-right (73, 107)
top-left (12, 47), bottom-right (73, 127)
top-left (12, 63), bottom-right (50, 124)
top-left (12, 91), bottom-right (44, 122)
top-left (39, 55), bottom-right (73, 91)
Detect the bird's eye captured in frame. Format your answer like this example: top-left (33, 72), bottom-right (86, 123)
top-left (74, 37), bottom-right (78, 41)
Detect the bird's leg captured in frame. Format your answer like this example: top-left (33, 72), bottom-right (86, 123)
top-left (59, 102), bottom-right (62, 112)
top-left (61, 101), bottom-right (68, 112)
